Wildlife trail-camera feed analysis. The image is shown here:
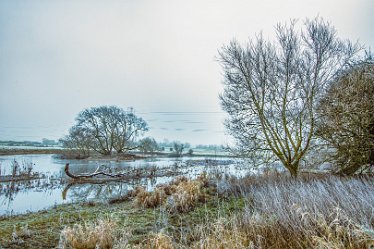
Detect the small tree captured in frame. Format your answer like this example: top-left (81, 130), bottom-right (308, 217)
top-left (219, 17), bottom-right (361, 176)
top-left (139, 137), bottom-right (159, 154)
top-left (42, 138), bottom-right (57, 146)
top-left (187, 149), bottom-right (194, 156)
top-left (173, 142), bottom-right (185, 157)
top-left (60, 126), bottom-right (93, 158)
top-left (316, 61), bottom-right (374, 175)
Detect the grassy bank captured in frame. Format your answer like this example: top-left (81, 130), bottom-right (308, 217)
top-left (1, 173), bottom-right (373, 248)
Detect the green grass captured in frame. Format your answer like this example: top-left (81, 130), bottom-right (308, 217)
top-left (0, 196), bottom-right (244, 248)
top-left (0, 202), bottom-right (154, 248)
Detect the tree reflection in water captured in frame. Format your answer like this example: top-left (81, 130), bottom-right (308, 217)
top-left (62, 177), bottom-right (158, 202)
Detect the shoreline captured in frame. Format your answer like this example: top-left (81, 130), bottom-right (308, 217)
top-left (0, 147), bottom-right (233, 159)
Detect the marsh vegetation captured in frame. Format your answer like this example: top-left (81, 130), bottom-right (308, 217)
top-left (1, 172), bottom-right (373, 248)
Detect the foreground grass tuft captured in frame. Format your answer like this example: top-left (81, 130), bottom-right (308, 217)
top-left (59, 218), bottom-right (117, 249)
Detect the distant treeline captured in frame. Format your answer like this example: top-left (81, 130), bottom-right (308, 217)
top-left (0, 138), bottom-right (59, 147)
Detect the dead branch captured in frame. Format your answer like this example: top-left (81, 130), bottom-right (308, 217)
top-left (64, 163), bottom-right (129, 179)
top-left (64, 163), bottom-right (182, 182)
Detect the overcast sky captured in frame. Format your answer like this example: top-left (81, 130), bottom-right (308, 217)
top-left (0, 0), bottom-right (373, 145)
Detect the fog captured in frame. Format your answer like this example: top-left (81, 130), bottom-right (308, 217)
top-left (0, 0), bottom-right (373, 145)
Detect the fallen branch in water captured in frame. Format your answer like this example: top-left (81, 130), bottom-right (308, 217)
top-left (64, 163), bottom-right (130, 179)
top-left (64, 163), bottom-right (182, 182)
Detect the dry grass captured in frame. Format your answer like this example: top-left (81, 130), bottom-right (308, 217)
top-left (166, 180), bottom-right (205, 213)
top-left (190, 219), bottom-right (251, 249)
top-left (159, 174), bottom-right (374, 248)
top-left (138, 232), bottom-right (174, 249)
top-left (59, 218), bottom-right (117, 249)
top-left (186, 207), bottom-right (374, 249)
top-left (206, 174), bottom-right (374, 248)
top-left (244, 175), bottom-right (374, 228)
top-left (133, 187), bottom-right (167, 209)
top-left (132, 174), bottom-right (212, 212)
top-left (57, 174), bottom-right (374, 248)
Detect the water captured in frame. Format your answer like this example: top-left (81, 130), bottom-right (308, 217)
top-left (0, 154), bottom-right (246, 215)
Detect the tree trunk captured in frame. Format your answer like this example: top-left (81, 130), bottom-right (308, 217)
top-left (286, 163), bottom-right (299, 178)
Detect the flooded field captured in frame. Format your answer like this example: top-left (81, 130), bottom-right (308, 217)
top-left (0, 154), bottom-right (248, 215)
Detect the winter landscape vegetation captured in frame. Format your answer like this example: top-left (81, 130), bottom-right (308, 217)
top-left (0, 1), bottom-right (373, 248)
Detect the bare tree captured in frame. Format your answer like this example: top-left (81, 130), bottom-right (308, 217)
top-left (63, 106), bottom-right (148, 156)
top-left (139, 137), bottom-right (159, 154)
top-left (219, 17), bottom-right (361, 176)
top-left (316, 61), bottom-right (374, 175)
top-left (110, 109), bottom-right (149, 154)
top-left (60, 126), bottom-right (93, 158)
top-left (173, 142), bottom-right (185, 157)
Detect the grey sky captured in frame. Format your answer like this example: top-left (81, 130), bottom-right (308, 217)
top-left (0, 0), bottom-right (373, 145)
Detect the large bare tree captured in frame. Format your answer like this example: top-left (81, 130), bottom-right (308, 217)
top-left (219, 18), bottom-right (361, 176)
top-left (63, 106), bottom-right (148, 155)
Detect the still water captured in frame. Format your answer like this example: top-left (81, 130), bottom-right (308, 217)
top-left (0, 154), bottom-right (245, 215)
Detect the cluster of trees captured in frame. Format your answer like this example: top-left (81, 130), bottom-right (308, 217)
top-left (138, 137), bottom-right (160, 154)
top-left (0, 139), bottom-right (58, 147)
top-left (220, 17), bottom-right (373, 176)
top-left (60, 107), bottom-right (194, 158)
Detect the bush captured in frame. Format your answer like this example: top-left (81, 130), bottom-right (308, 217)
top-left (317, 62), bottom-right (374, 175)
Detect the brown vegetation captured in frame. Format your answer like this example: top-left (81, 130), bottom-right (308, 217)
top-left (60, 173), bottom-right (373, 249)
top-left (132, 174), bottom-right (212, 212)
top-left (59, 218), bottom-right (117, 249)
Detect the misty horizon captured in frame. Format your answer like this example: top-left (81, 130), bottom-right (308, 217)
top-left (1, 0), bottom-right (373, 145)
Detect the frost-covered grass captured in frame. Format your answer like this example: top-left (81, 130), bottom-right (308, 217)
top-left (1, 173), bottom-right (373, 248)
top-left (212, 174), bottom-right (374, 248)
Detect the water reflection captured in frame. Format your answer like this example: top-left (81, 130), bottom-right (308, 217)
top-left (0, 154), bottom-right (245, 215)
top-left (61, 176), bottom-right (166, 202)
